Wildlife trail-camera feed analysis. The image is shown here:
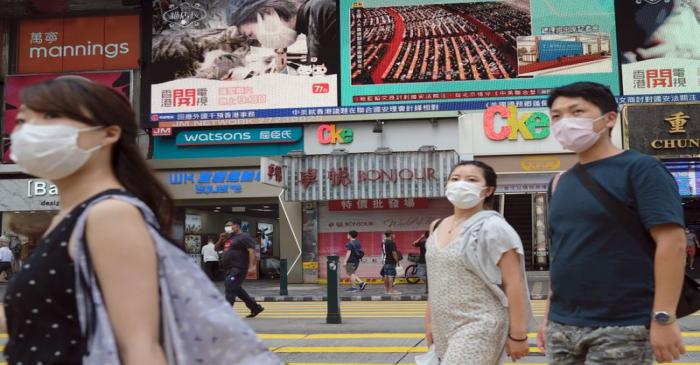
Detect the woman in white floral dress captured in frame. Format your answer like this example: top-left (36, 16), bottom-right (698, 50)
top-left (424, 161), bottom-right (534, 364)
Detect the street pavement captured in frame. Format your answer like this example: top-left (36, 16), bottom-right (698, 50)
top-left (236, 301), bottom-right (700, 364)
top-left (0, 300), bottom-right (699, 363)
top-left (214, 272), bottom-right (551, 301)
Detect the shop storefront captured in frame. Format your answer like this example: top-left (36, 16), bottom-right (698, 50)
top-left (624, 102), bottom-right (700, 230)
top-left (154, 167), bottom-right (302, 282)
top-left (459, 104), bottom-right (624, 270)
top-left (0, 178), bottom-right (59, 271)
top-left (284, 150), bottom-right (458, 281)
top-left (150, 124), bottom-right (306, 281)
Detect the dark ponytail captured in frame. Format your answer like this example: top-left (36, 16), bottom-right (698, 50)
top-left (20, 77), bottom-right (174, 231)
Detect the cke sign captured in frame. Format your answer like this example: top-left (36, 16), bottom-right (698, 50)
top-left (317, 123), bottom-right (353, 145)
top-left (483, 105), bottom-right (550, 141)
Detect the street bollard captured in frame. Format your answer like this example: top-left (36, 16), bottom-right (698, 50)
top-left (279, 259), bottom-right (288, 296)
top-left (326, 255), bottom-right (342, 324)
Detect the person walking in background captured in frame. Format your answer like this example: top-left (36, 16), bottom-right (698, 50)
top-left (424, 161), bottom-right (532, 364)
top-left (412, 231), bottom-right (429, 292)
top-left (382, 231), bottom-right (401, 295)
top-left (538, 82), bottom-right (686, 364)
top-left (685, 228), bottom-right (699, 270)
top-left (0, 77), bottom-right (174, 364)
top-left (216, 218), bottom-right (265, 318)
top-left (0, 237), bottom-right (13, 282)
top-left (202, 236), bottom-right (220, 281)
top-left (343, 230), bottom-right (367, 292)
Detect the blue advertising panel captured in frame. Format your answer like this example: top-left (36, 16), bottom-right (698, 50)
top-left (153, 126), bottom-right (303, 159)
top-left (538, 40), bottom-right (584, 61)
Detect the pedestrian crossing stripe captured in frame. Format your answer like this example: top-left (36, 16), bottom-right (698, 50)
top-left (273, 346), bottom-right (700, 353)
top-left (257, 332), bottom-right (700, 340)
top-left (0, 362), bottom-right (664, 365)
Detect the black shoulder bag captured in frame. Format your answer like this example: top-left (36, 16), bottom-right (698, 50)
top-left (572, 164), bottom-right (700, 318)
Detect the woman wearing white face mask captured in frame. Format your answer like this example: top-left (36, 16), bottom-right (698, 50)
top-left (422, 161), bottom-right (535, 365)
top-left (1, 77), bottom-right (173, 365)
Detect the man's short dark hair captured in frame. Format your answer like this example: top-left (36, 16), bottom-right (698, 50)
top-left (348, 230), bottom-right (358, 238)
top-left (384, 230), bottom-right (393, 238)
top-left (228, 0), bottom-right (298, 26)
top-left (547, 82), bottom-right (618, 115)
top-left (227, 217), bottom-right (242, 226)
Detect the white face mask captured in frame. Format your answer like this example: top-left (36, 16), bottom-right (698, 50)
top-left (256, 12), bottom-right (298, 49)
top-left (445, 181), bottom-right (486, 209)
top-left (224, 226), bottom-right (234, 234)
top-left (10, 124), bottom-right (103, 180)
top-left (551, 115), bottom-right (608, 153)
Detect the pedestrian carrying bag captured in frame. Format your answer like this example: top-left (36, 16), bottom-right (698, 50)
top-left (73, 194), bottom-right (282, 365)
top-left (571, 164), bottom-right (700, 318)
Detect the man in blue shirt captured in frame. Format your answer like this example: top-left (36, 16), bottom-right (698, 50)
top-left (343, 230), bottom-right (367, 292)
top-left (538, 82), bottom-right (687, 364)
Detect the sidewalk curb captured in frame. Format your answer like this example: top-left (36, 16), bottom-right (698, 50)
top-left (253, 295), bottom-right (429, 302)
top-left (253, 294), bottom-right (546, 302)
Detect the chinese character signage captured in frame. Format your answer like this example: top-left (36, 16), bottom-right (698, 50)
top-left (624, 103), bottom-right (700, 157)
top-left (17, 15), bottom-right (140, 73)
top-left (617, 0), bottom-right (700, 95)
top-left (175, 126), bottom-right (302, 146)
top-left (284, 150), bottom-right (458, 201)
top-left (149, 1), bottom-right (338, 122)
top-left (328, 198), bottom-right (429, 211)
top-left (3, 72), bottom-right (132, 163)
top-left (166, 169), bottom-right (261, 195)
top-left (261, 157), bottom-right (284, 188)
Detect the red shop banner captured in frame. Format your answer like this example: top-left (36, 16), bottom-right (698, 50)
top-left (3, 71), bottom-right (132, 163)
top-left (328, 198), bottom-right (429, 211)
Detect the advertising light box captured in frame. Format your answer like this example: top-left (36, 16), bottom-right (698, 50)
top-left (617, 0), bottom-right (700, 96)
top-left (339, 0), bottom-right (619, 109)
top-left (148, 0), bottom-right (623, 127)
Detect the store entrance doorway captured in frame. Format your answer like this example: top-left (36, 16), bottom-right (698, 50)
top-left (494, 193), bottom-right (549, 271)
top-left (173, 203), bottom-right (281, 281)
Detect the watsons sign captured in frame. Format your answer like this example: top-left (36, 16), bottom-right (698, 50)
top-left (18, 15), bottom-right (140, 73)
top-left (175, 126), bottom-right (302, 146)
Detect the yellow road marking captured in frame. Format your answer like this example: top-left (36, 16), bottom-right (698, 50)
top-left (259, 333), bottom-right (425, 340)
top-left (273, 346), bottom-right (430, 353)
top-left (273, 346), bottom-right (544, 353)
top-left (258, 332), bottom-right (700, 339)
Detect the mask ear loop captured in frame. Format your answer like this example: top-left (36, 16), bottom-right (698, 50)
top-left (77, 126), bottom-right (107, 153)
top-left (594, 113), bottom-right (612, 136)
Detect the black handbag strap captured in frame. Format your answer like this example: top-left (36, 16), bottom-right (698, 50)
top-left (571, 164), bottom-right (656, 255)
